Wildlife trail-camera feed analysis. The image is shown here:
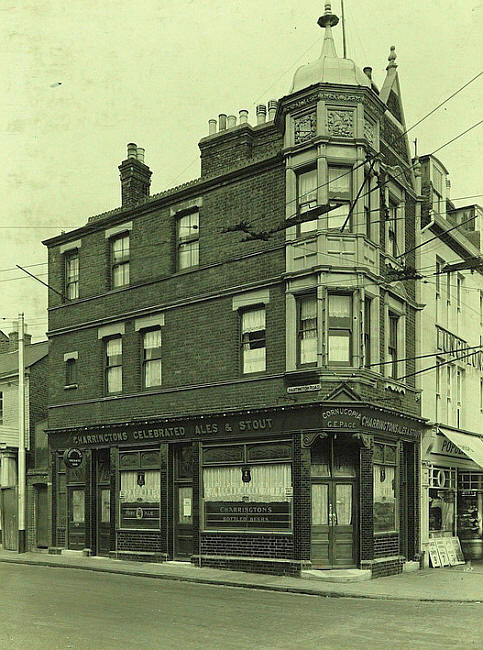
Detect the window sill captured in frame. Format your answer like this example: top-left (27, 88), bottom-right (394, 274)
top-left (374, 531), bottom-right (398, 537)
top-left (64, 384), bottom-right (78, 391)
top-left (384, 378), bottom-right (406, 394)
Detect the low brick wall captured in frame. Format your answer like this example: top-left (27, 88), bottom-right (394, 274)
top-left (191, 554), bottom-right (309, 576)
top-left (200, 533), bottom-right (294, 559)
top-left (361, 555), bottom-right (405, 578)
top-left (117, 530), bottom-right (163, 554)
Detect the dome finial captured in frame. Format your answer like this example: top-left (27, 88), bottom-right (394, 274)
top-left (387, 45), bottom-right (398, 70)
top-left (318, 3), bottom-right (339, 29)
top-left (317, 3), bottom-right (339, 58)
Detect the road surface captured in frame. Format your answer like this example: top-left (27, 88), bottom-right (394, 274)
top-left (0, 563), bottom-right (481, 649)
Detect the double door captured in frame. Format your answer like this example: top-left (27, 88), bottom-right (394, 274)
top-left (311, 480), bottom-right (356, 567)
top-left (310, 435), bottom-right (358, 568)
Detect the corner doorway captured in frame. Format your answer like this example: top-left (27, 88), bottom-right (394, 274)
top-left (310, 435), bottom-right (359, 568)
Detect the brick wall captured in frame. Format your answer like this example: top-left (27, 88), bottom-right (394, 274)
top-left (117, 530), bottom-right (163, 553)
top-left (360, 446), bottom-right (374, 561)
top-left (374, 534), bottom-right (399, 558)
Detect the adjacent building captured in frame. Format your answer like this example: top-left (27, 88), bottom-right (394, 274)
top-left (417, 154), bottom-right (483, 564)
top-left (43, 4), bottom-right (426, 577)
top-left (0, 330), bottom-right (49, 551)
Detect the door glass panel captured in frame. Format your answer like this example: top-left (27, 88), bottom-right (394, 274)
top-left (311, 438), bottom-right (331, 477)
top-left (334, 484), bottom-right (352, 525)
top-left (178, 486), bottom-right (193, 524)
top-left (101, 489), bottom-right (110, 523)
top-left (332, 439), bottom-right (357, 477)
top-left (72, 489), bottom-right (85, 523)
top-left (311, 484), bottom-right (328, 525)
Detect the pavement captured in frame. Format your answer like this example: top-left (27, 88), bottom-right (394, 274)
top-left (0, 549), bottom-right (482, 603)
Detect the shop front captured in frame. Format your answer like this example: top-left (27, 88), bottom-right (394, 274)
top-left (422, 426), bottom-right (483, 563)
top-left (47, 401), bottom-right (423, 577)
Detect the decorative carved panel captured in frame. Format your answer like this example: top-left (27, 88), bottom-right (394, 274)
top-left (327, 109), bottom-right (354, 137)
top-left (302, 432), bottom-right (328, 448)
top-left (364, 119), bottom-right (375, 145)
top-left (294, 112), bottom-right (316, 144)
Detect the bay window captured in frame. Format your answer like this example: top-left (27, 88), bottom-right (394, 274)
top-left (388, 312), bottom-right (399, 378)
top-left (297, 293), bottom-right (317, 366)
top-left (119, 449), bottom-right (161, 529)
top-left (328, 166), bottom-right (352, 230)
top-left (202, 441), bottom-right (292, 531)
top-left (373, 442), bottom-right (398, 533)
top-left (296, 168), bottom-right (318, 233)
top-left (328, 294), bottom-right (352, 366)
top-left (241, 307), bottom-right (266, 373)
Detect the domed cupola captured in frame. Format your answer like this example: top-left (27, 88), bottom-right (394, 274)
top-left (290, 3), bottom-right (371, 93)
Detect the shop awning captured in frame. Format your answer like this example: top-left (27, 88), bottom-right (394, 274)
top-left (439, 428), bottom-right (483, 469)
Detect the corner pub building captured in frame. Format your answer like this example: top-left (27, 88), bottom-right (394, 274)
top-left (44, 5), bottom-right (425, 578)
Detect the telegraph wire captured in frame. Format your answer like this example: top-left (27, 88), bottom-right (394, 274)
top-left (396, 348), bottom-right (481, 382)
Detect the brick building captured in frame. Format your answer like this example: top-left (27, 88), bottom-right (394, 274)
top-left (416, 153), bottom-right (483, 565)
top-left (43, 4), bottom-right (425, 577)
top-left (0, 331), bottom-right (49, 552)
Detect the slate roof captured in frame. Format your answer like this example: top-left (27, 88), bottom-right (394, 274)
top-left (0, 341), bottom-right (48, 378)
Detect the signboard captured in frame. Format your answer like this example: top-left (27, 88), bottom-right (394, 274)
top-left (433, 434), bottom-right (469, 459)
top-left (49, 404), bottom-right (424, 450)
top-left (63, 448), bottom-right (83, 469)
top-left (183, 498), bottom-right (192, 517)
top-left (451, 537), bottom-right (465, 564)
top-left (120, 503), bottom-right (160, 528)
top-left (427, 540), bottom-right (441, 568)
top-left (204, 501), bottom-right (291, 530)
top-left (435, 539), bottom-right (450, 566)
top-left (287, 384), bottom-right (321, 394)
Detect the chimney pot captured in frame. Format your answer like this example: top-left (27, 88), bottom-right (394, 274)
top-left (239, 109), bottom-right (249, 124)
top-left (267, 100), bottom-right (277, 121)
top-left (218, 114), bottom-right (227, 131)
top-left (363, 67), bottom-right (372, 79)
top-left (127, 142), bottom-right (137, 159)
top-left (227, 115), bottom-right (236, 128)
top-left (136, 147), bottom-right (145, 163)
top-left (208, 119), bottom-right (217, 135)
top-left (256, 104), bottom-right (267, 125)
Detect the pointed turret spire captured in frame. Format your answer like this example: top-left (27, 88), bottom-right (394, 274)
top-left (386, 45), bottom-right (398, 70)
top-left (317, 3), bottom-right (339, 58)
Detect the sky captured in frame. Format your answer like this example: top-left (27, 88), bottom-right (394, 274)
top-left (1, 0), bottom-right (482, 341)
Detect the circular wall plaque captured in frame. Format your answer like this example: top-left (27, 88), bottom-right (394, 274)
top-left (63, 448), bottom-right (84, 469)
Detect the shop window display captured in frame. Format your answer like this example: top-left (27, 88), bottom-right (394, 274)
top-left (119, 450), bottom-right (160, 529)
top-left (202, 441), bottom-right (292, 531)
top-left (458, 472), bottom-right (483, 560)
top-left (373, 443), bottom-right (397, 533)
top-left (428, 466), bottom-right (456, 537)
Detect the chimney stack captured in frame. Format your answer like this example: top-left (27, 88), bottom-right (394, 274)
top-left (118, 143), bottom-right (152, 208)
top-left (7, 330), bottom-right (31, 352)
top-left (0, 330), bottom-right (9, 354)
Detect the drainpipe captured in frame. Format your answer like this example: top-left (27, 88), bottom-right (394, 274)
top-left (421, 209), bottom-right (435, 233)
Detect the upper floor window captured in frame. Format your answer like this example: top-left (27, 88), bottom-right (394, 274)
top-left (241, 307), bottom-right (266, 374)
top-left (105, 337), bottom-right (122, 394)
top-left (143, 329), bottom-right (162, 388)
top-left (0, 390), bottom-right (3, 424)
top-left (111, 233), bottom-right (130, 288)
top-left (297, 294), bottom-right (317, 366)
top-left (65, 250), bottom-right (79, 300)
top-left (388, 312), bottom-right (399, 378)
top-left (364, 297), bottom-right (372, 368)
top-left (296, 168), bottom-right (318, 233)
top-left (177, 211), bottom-right (199, 270)
top-left (364, 174), bottom-right (372, 240)
top-left (328, 166), bottom-right (352, 230)
top-left (65, 358), bottom-right (77, 387)
top-left (328, 294), bottom-right (352, 366)
top-left (387, 198), bottom-right (399, 257)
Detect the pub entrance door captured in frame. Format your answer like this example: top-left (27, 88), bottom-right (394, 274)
top-left (95, 449), bottom-right (111, 556)
top-left (310, 435), bottom-right (358, 568)
top-left (173, 444), bottom-right (193, 559)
